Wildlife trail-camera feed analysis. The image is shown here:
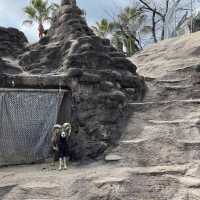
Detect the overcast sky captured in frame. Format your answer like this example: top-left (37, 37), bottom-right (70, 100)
top-left (0, 0), bottom-right (131, 43)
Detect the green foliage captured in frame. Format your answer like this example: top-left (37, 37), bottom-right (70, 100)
top-left (111, 32), bottom-right (123, 52)
top-left (112, 7), bottom-right (144, 56)
top-left (91, 18), bottom-right (113, 38)
top-left (23, 0), bottom-right (59, 26)
top-left (192, 12), bottom-right (200, 32)
top-left (92, 6), bottom-right (149, 56)
top-left (111, 30), bottom-right (139, 57)
top-left (119, 6), bottom-right (141, 24)
top-left (92, 6), bottom-right (150, 56)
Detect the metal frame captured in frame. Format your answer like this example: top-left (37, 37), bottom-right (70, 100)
top-left (0, 88), bottom-right (69, 93)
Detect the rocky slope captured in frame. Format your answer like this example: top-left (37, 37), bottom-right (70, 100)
top-left (112, 31), bottom-right (200, 166)
top-left (1, 29), bottom-right (200, 200)
top-left (107, 32), bottom-right (200, 199)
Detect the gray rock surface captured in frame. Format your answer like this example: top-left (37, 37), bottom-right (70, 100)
top-left (0, 0), bottom-right (145, 160)
top-left (105, 154), bottom-right (122, 161)
top-left (0, 27), bottom-right (28, 58)
top-left (105, 33), bottom-right (200, 159)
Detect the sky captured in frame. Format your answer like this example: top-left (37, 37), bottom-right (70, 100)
top-left (0, 0), bottom-right (198, 44)
top-left (0, 0), bottom-right (131, 43)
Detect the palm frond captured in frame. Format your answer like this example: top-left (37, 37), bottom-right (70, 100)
top-left (111, 33), bottom-right (123, 52)
top-left (24, 6), bottom-right (37, 19)
top-left (23, 0), bottom-right (57, 25)
top-left (32, 0), bottom-right (47, 13)
top-left (22, 20), bottom-right (33, 25)
top-left (92, 18), bottom-right (112, 38)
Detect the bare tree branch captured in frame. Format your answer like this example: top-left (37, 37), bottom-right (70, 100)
top-left (152, 10), bottom-right (158, 43)
top-left (165, 0), bottom-right (170, 15)
top-left (138, 0), bottom-right (164, 18)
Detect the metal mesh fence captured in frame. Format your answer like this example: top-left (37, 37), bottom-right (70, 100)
top-left (0, 89), bottom-right (64, 166)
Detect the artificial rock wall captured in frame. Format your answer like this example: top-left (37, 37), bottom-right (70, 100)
top-left (0, 0), bottom-right (146, 160)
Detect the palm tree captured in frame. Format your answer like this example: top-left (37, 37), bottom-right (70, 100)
top-left (191, 12), bottom-right (200, 32)
top-left (111, 6), bottom-right (150, 56)
top-left (111, 29), bottom-right (139, 56)
top-left (23, 0), bottom-right (59, 39)
top-left (92, 6), bottom-right (150, 56)
top-left (91, 19), bottom-right (113, 38)
top-left (111, 32), bottom-right (124, 52)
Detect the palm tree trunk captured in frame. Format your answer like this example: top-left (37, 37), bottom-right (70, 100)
top-left (38, 23), bottom-right (44, 39)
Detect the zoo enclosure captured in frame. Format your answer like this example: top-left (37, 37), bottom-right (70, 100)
top-left (0, 88), bottom-right (71, 166)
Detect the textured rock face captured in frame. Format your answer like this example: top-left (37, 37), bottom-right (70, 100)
top-left (0, 1), bottom-right (145, 160)
top-left (125, 33), bottom-right (200, 167)
top-left (0, 27), bottom-right (27, 58)
top-left (0, 27), bottom-right (28, 76)
top-left (104, 32), bottom-right (200, 199)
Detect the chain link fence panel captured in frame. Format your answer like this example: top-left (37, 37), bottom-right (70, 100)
top-left (0, 89), bottom-right (64, 166)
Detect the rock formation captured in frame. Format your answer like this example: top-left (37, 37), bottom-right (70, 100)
top-left (0, 27), bottom-right (27, 76)
top-left (0, 27), bottom-right (27, 58)
top-left (0, 0), bottom-right (145, 160)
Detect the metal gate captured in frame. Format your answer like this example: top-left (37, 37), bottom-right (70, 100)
top-left (0, 88), bottom-right (66, 166)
